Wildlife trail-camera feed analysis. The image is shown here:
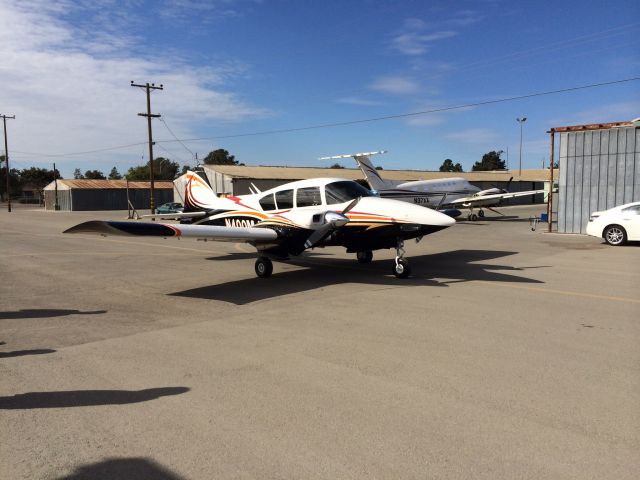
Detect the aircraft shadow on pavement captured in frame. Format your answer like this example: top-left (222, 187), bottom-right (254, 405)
top-left (0, 349), bottom-right (56, 358)
top-left (54, 457), bottom-right (185, 480)
top-left (170, 249), bottom-right (545, 305)
top-left (0, 309), bottom-right (107, 320)
top-left (0, 387), bottom-right (189, 410)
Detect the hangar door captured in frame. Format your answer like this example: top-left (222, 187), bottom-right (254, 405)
top-left (557, 126), bottom-right (639, 234)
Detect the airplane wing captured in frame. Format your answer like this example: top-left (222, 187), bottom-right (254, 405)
top-left (449, 189), bottom-right (545, 205)
top-left (64, 220), bottom-right (278, 243)
top-left (140, 212), bottom-right (207, 220)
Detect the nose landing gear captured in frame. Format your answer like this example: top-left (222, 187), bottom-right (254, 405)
top-left (392, 240), bottom-right (411, 278)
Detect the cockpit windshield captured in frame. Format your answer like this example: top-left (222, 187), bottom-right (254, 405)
top-left (324, 181), bottom-right (373, 205)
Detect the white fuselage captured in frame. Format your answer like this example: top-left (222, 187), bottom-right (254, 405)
top-left (377, 177), bottom-right (481, 207)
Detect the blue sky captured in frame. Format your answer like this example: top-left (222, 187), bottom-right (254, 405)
top-left (1, 0), bottom-right (639, 178)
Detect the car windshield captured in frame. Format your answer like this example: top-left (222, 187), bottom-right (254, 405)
top-left (324, 181), bottom-right (373, 205)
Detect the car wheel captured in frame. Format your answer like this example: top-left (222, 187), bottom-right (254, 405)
top-left (603, 225), bottom-right (627, 246)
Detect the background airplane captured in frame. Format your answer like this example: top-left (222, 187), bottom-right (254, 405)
top-left (328, 151), bottom-right (545, 221)
top-left (65, 171), bottom-right (455, 278)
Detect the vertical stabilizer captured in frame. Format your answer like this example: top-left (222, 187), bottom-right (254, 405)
top-left (353, 154), bottom-right (394, 190)
top-left (183, 170), bottom-right (223, 212)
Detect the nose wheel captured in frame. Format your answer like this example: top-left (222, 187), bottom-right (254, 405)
top-left (392, 241), bottom-right (411, 278)
top-left (255, 256), bottom-right (273, 278)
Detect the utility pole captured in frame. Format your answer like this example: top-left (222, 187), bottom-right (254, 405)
top-left (53, 162), bottom-right (59, 210)
top-left (1, 114), bottom-right (16, 212)
top-left (131, 81), bottom-right (163, 214)
top-left (516, 117), bottom-right (527, 178)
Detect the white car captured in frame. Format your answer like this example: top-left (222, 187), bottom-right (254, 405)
top-left (586, 201), bottom-right (640, 246)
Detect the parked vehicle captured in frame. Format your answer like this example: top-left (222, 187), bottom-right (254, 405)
top-left (586, 201), bottom-right (640, 246)
top-left (157, 202), bottom-right (183, 214)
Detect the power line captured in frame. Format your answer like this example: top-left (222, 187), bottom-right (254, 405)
top-left (161, 76), bottom-right (640, 143)
top-left (159, 117), bottom-right (195, 158)
top-left (13, 141), bottom-right (148, 158)
top-left (9, 76), bottom-right (640, 159)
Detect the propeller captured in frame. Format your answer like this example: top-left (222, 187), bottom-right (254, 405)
top-left (491, 176), bottom-right (513, 193)
top-left (303, 197), bottom-right (360, 249)
top-left (503, 176), bottom-right (513, 193)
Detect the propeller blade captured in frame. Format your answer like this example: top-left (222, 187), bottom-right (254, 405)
top-left (504, 177), bottom-right (513, 193)
top-left (304, 223), bottom-right (334, 249)
top-left (342, 196), bottom-right (361, 214)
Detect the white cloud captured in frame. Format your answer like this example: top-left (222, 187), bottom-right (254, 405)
top-left (391, 30), bottom-right (457, 56)
top-left (369, 76), bottom-right (421, 95)
top-left (0, 0), bottom-right (268, 174)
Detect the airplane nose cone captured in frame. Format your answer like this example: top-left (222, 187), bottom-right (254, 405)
top-left (400, 201), bottom-right (456, 227)
top-left (356, 197), bottom-right (455, 228)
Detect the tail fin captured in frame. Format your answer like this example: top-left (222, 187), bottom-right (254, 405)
top-left (183, 170), bottom-right (224, 212)
top-left (353, 154), bottom-right (393, 191)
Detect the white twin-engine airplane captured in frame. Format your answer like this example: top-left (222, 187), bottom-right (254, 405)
top-left (64, 171), bottom-right (455, 278)
top-left (332, 151), bottom-right (545, 221)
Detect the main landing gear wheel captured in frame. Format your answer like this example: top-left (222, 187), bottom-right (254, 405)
top-left (467, 213), bottom-right (478, 221)
top-left (478, 209), bottom-right (485, 218)
top-left (255, 256), bottom-right (273, 278)
top-left (356, 250), bottom-right (373, 263)
top-left (393, 258), bottom-right (411, 278)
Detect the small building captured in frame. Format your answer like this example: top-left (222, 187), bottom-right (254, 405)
top-left (551, 120), bottom-right (639, 234)
top-left (174, 164), bottom-right (553, 206)
top-left (43, 179), bottom-right (174, 211)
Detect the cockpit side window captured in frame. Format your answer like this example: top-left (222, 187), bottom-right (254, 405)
top-left (296, 187), bottom-right (322, 207)
top-left (325, 181), bottom-right (372, 205)
top-left (275, 189), bottom-right (294, 209)
top-left (259, 193), bottom-right (276, 211)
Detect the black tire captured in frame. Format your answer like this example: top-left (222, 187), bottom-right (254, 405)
top-left (356, 250), bottom-right (373, 263)
top-left (478, 210), bottom-right (485, 218)
top-left (471, 214), bottom-right (478, 221)
top-left (392, 258), bottom-right (411, 278)
top-left (255, 256), bottom-right (273, 278)
top-left (603, 225), bottom-right (627, 246)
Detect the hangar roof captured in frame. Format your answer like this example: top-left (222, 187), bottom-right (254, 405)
top-left (202, 165), bottom-right (555, 182)
top-left (43, 179), bottom-right (174, 190)
top-left (549, 119), bottom-right (639, 133)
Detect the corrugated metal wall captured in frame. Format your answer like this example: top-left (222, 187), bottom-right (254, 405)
top-left (44, 190), bottom-right (72, 210)
top-left (558, 126), bottom-right (639, 233)
top-left (69, 189), bottom-right (173, 211)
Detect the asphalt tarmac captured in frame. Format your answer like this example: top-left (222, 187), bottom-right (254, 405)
top-left (1, 205), bottom-right (639, 479)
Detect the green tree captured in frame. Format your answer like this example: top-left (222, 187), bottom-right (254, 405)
top-left (84, 169), bottom-right (106, 179)
top-left (126, 157), bottom-right (180, 180)
top-left (73, 168), bottom-right (84, 179)
top-left (439, 158), bottom-right (463, 172)
top-left (203, 149), bottom-right (239, 165)
top-left (330, 163), bottom-right (345, 169)
top-left (19, 167), bottom-right (61, 192)
top-left (472, 150), bottom-right (506, 171)
top-left (375, 166), bottom-right (384, 170)
top-left (108, 166), bottom-right (122, 180)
